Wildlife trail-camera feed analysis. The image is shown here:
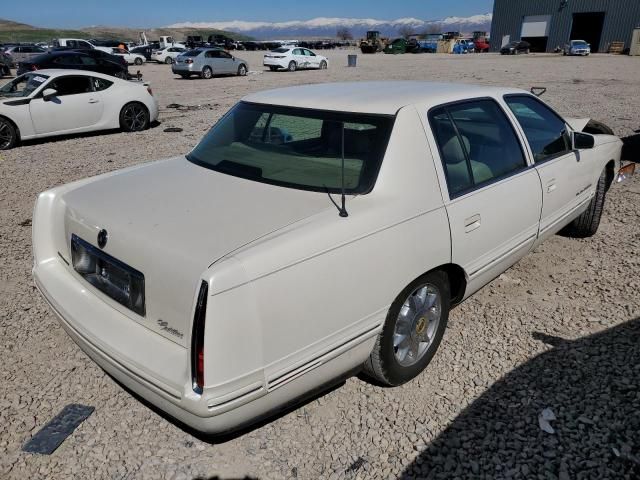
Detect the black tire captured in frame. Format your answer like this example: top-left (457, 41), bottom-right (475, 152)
top-left (237, 64), bottom-right (247, 76)
top-left (0, 117), bottom-right (18, 150)
top-left (119, 102), bottom-right (150, 132)
top-left (525, 48), bottom-right (530, 54)
top-left (288, 61), bottom-right (296, 72)
top-left (115, 70), bottom-right (127, 79)
top-left (165, 57), bottom-right (173, 65)
top-left (269, 66), bottom-right (278, 71)
top-left (134, 57), bottom-right (143, 65)
top-left (319, 60), bottom-right (327, 70)
top-left (561, 168), bottom-right (608, 238)
top-left (201, 66), bottom-right (213, 79)
top-left (363, 270), bottom-right (450, 386)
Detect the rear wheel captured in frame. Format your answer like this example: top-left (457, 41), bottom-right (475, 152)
top-left (134, 57), bottom-right (143, 65)
top-left (119, 102), bottom-right (150, 132)
top-left (363, 271), bottom-right (450, 386)
top-left (237, 64), bottom-right (247, 76)
top-left (165, 57), bottom-right (173, 64)
top-left (201, 66), bottom-right (213, 79)
top-left (288, 61), bottom-right (296, 72)
top-left (561, 168), bottom-right (608, 238)
top-left (319, 60), bottom-right (327, 69)
top-left (0, 117), bottom-right (18, 150)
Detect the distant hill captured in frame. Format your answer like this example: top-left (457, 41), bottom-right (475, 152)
top-left (169, 14), bottom-right (493, 39)
top-left (0, 18), bottom-right (251, 44)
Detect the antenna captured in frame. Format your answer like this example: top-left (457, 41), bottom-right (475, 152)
top-left (339, 122), bottom-right (348, 217)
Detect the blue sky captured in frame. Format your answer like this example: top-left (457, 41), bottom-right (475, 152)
top-left (5, 0), bottom-right (495, 28)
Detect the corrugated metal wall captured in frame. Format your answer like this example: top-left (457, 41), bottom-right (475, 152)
top-left (491, 0), bottom-right (640, 52)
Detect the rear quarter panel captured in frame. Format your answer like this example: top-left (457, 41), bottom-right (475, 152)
top-left (202, 105), bottom-right (451, 389)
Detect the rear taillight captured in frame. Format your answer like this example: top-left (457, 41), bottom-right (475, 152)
top-left (31, 64), bottom-right (38, 71)
top-left (185, 59), bottom-right (193, 64)
top-left (147, 86), bottom-right (153, 96)
top-left (191, 280), bottom-right (208, 393)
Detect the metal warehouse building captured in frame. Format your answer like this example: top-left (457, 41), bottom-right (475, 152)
top-left (490, 0), bottom-right (640, 53)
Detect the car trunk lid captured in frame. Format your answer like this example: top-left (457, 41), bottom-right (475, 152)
top-left (60, 157), bottom-right (330, 346)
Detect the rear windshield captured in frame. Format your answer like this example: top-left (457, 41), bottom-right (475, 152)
top-left (187, 102), bottom-right (394, 194)
top-left (183, 49), bottom-right (202, 57)
top-left (271, 48), bottom-right (290, 53)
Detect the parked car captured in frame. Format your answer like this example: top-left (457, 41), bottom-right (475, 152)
top-left (563, 40), bottom-right (591, 56)
top-left (110, 47), bottom-right (145, 65)
top-left (0, 69), bottom-right (158, 149)
top-left (452, 39), bottom-right (473, 54)
top-left (500, 40), bottom-right (531, 55)
top-left (0, 50), bottom-right (11, 76)
top-left (3, 44), bottom-right (47, 66)
top-left (172, 48), bottom-right (248, 79)
top-left (474, 38), bottom-right (490, 52)
top-left (52, 38), bottom-right (112, 53)
top-left (151, 46), bottom-right (186, 64)
top-left (31, 81), bottom-right (630, 434)
top-left (263, 47), bottom-right (328, 72)
top-left (17, 51), bottom-right (128, 78)
top-left (130, 46), bottom-right (154, 61)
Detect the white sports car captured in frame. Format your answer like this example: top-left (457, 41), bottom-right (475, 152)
top-left (0, 69), bottom-right (159, 149)
top-left (33, 82), bottom-right (632, 434)
top-left (110, 47), bottom-right (146, 65)
top-left (263, 47), bottom-right (328, 72)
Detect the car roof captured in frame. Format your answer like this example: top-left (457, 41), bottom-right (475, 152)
top-left (242, 81), bottom-right (527, 115)
top-left (22, 69), bottom-right (118, 81)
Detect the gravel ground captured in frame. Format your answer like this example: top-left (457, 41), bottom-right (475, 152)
top-left (1, 51), bottom-right (639, 480)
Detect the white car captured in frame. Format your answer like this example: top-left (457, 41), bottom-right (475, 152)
top-left (0, 69), bottom-right (158, 149)
top-left (32, 82), bottom-right (631, 434)
top-left (151, 46), bottom-right (187, 64)
top-left (563, 39), bottom-right (591, 56)
top-left (110, 47), bottom-right (146, 65)
top-left (52, 38), bottom-right (113, 54)
top-left (263, 47), bottom-right (328, 72)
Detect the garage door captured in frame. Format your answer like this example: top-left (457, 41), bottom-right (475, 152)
top-left (521, 15), bottom-right (551, 37)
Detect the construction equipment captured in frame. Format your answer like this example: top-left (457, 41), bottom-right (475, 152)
top-left (384, 38), bottom-right (407, 54)
top-left (359, 31), bottom-right (388, 54)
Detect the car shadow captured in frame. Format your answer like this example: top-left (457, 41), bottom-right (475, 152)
top-left (621, 134), bottom-right (640, 163)
top-left (106, 367), bottom-right (357, 445)
top-left (16, 121), bottom-right (162, 148)
top-left (399, 318), bottom-right (640, 479)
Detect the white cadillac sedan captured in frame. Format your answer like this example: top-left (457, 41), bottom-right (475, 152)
top-left (0, 69), bottom-right (159, 149)
top-left (263, 47), bottom-right (328, 71)
top-left (33, 82), bottom-right (631, 434)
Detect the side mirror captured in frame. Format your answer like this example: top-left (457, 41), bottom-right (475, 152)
top-left (42, 88), bottom-right (57, 101)
top-left (573, 131), bottom-right (595, 149)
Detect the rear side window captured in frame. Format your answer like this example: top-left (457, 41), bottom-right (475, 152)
top-left (91, 77), bottom-right (113, 91)
top-left (504, 95), bottom-right (571, 162)
top-left (430, 99), bottom-right (527, 197)
top-left (79, 56), bottom-right (97, 65)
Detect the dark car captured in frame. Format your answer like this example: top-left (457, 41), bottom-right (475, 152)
top-left (17, 51), bottom-right (129, 78)
top-left (0, 50), bottom-right (11, 76)
top-left (500, 40), bottom-right (530, 55)
top-left (130, 45), bottom-right (154, 61)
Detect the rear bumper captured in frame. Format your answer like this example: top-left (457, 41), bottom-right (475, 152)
top-left (33, 257), bottom-right (373, 434)
top-left (263, 58), bottom-right (287, 68)
top-left (171, 64), bottom-right (195, 73)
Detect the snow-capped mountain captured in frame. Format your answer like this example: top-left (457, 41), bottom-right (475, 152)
top-left (167, 14), bottom-right (492, 39)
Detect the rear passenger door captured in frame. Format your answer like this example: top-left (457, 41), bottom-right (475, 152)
top-left (504, 95), bottom-right (588, 242)
top-left (427, 98), bottom-right (543, 296)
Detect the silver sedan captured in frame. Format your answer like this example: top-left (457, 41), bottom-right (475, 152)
top-left (172, 48), bottom-right (249, 79)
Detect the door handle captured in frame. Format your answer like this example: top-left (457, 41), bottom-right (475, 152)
top-left (547, 180), bottom-right (557, 193)
top-left (88, 99), bottom-right (99, 104)
top-left (464, 214), bottom-right (481, 233)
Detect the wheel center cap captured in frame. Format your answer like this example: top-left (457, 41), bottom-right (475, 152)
top-left (415, 317), bottom-right (427, 335)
